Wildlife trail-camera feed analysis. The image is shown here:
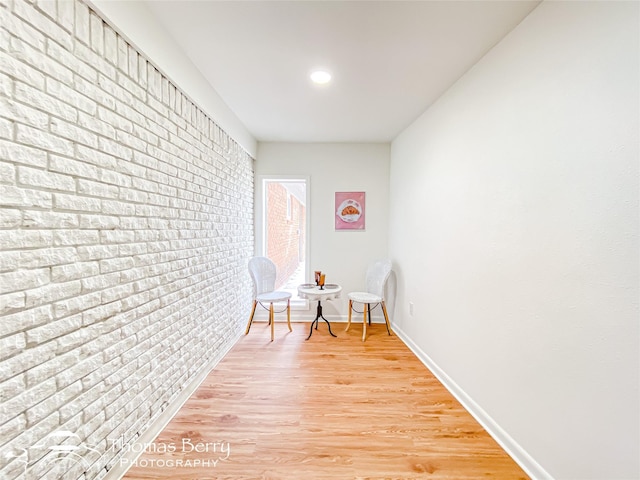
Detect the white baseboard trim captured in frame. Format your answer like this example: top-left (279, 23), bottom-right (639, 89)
top-left (104, 332), bottom-right (242, 480)
top-left (392, 323), bottom-right (553, 480)
top-left (250, 314), bottom-right (389, 324)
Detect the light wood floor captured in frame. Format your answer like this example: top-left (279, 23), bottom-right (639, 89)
top-left (123, 322), bottom-right (528, 480)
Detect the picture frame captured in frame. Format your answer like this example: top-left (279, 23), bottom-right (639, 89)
top-left (335, 191), bottom-right (365, 231)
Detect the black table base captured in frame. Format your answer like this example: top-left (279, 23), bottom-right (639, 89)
top-left (306, 300), bottom-right (337, 340)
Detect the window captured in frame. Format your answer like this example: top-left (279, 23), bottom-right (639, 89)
top-left (259, 177), bottom-right (309, 297)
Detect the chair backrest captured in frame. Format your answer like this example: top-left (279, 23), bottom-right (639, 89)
top-left (365, 259), bottom-right (392, 298)
top-left (248, 256), bottom-right (277, 297)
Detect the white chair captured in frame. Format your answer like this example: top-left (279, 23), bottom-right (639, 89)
top-left (245, 256), bottom-right (292, 341)
top-left (345, 259), bottom-right (393, 341)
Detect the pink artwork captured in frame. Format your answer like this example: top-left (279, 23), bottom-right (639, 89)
top-left (335, 192), bottom-right (365, 231)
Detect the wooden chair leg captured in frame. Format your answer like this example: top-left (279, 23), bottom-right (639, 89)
top-left (345, 300), bottom-right (353, 332)
top-left (286, 299), bottom-right (292, 332)
top-left (362, 304), bottom-right (368, 342)
top-left (270, 303), bottom-right (275, 342)
top-left (381, 301), bottom-right (392, 336)
top-left (245, 300), bottom-right (257, 334)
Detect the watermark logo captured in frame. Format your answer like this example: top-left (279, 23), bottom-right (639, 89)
top-left (4, 430), bottom-right (230, 477)
top-left (5, 430), bottom-right (102, 479)
top-left (110, 435), bottom-right (231, 469)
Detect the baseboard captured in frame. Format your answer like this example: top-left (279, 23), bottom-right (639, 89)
top-left (103, 332), bottom-right (242, 480)
top-left (391, 324), bottom-right (553, 480)
top-left (250, 313), bottom-right (389, 324)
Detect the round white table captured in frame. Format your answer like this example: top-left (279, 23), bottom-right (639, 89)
top-left (297, 283), bottom-right (342, 340)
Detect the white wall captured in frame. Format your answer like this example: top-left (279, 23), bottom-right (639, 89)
top-left (389, 2), bottom-right (639, 479)
top-left (0, 1), bottom-right (254, 478)
top-left (88, 0), bottom-right (257, 157)
top-left (256, 143), bottom-right (390, 321)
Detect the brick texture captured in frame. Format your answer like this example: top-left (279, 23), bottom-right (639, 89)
top-left (0, 0), bottom-right (254, 478)
top-left (266, 182), bottom-right (304, 288)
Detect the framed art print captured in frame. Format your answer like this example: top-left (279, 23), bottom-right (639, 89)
top-left (335, 191), bottom-right (365, 230)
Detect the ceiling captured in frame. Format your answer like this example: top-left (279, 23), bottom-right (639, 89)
top-left (144, 1), bottom-right (541, 143)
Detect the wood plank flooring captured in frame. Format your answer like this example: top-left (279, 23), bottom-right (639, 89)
top-left (123, 322), bottom-right (528, 480)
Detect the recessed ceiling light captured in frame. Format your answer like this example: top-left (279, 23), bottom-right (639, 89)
top-left (310, 70), bottom-right (331, 84)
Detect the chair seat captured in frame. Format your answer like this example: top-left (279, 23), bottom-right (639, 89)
top-left (348, 291), bottom-right (382, 304)
top-left (257, 291), bottom-right (292, 303)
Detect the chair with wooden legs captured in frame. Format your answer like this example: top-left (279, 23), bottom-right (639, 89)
top-left (245, 256), bottom-right (292, 342)
top-left (345, 259), bottom-right (393, 341)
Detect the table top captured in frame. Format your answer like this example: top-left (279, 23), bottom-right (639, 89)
top-left (297, 283), bottom-right (342, 301)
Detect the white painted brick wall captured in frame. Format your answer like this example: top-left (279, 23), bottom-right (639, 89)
top-left (0, 0), bottom-right (254, 478)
